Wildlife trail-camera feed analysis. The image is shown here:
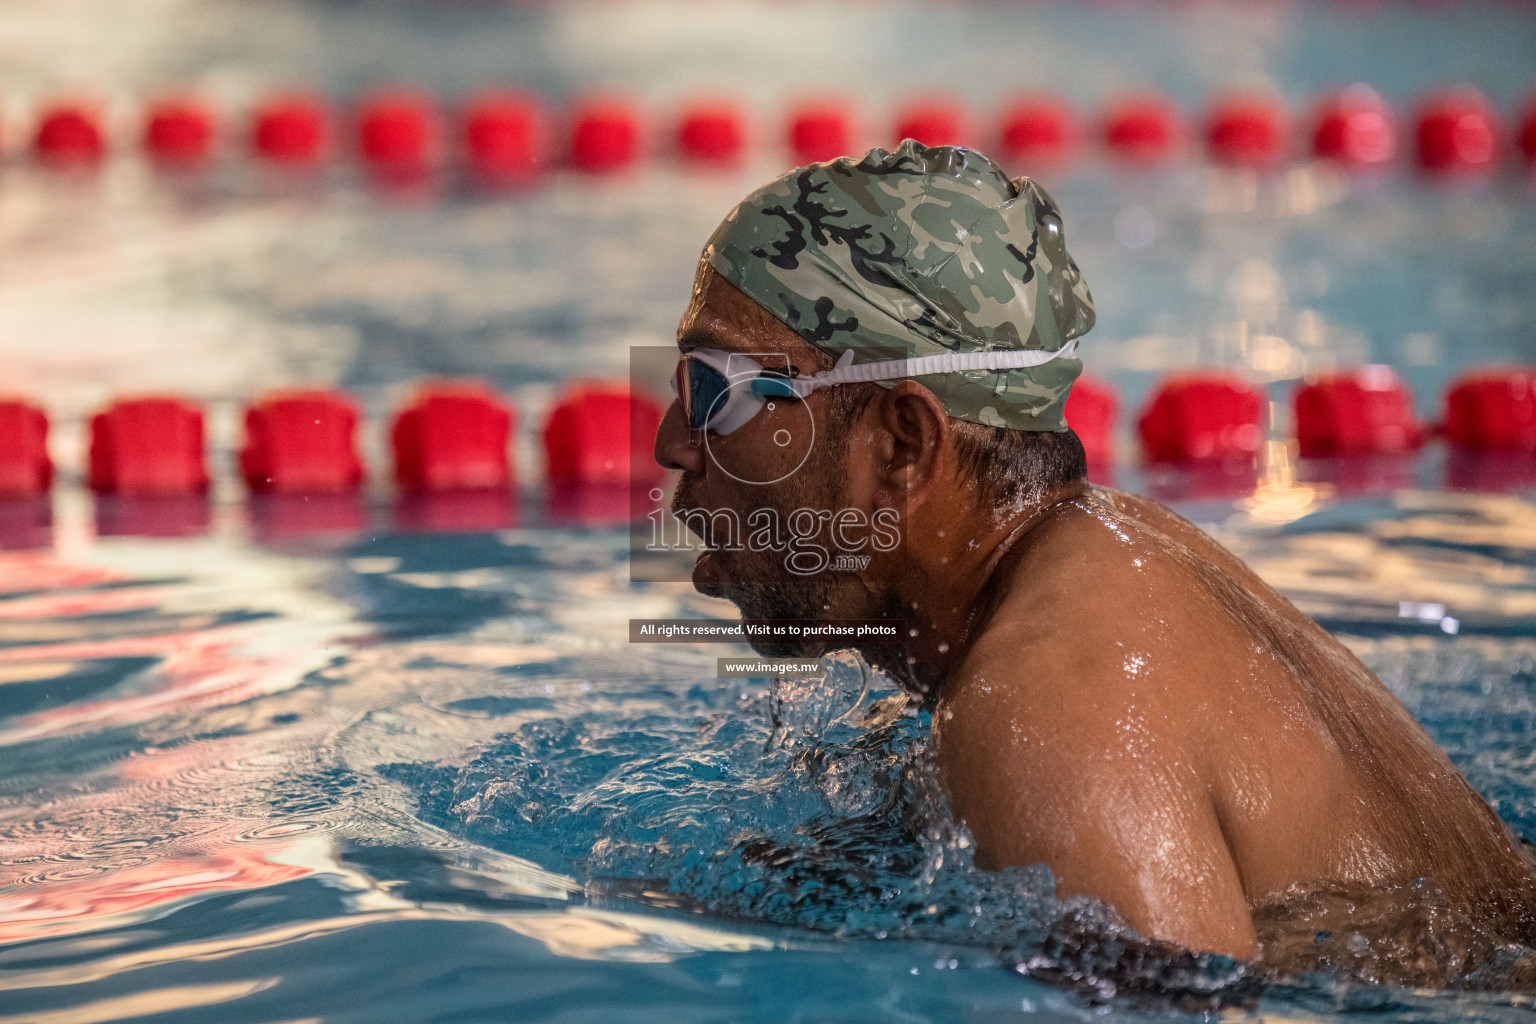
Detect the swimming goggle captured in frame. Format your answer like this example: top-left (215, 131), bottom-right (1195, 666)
top-left (671, 340), bottom-right (1079, 436)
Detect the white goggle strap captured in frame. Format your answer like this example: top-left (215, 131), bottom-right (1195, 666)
top-left (787, 338), bottom-right (1080, 398)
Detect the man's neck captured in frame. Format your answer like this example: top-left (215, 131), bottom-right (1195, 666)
top-left (861, 480), bottom-right (1090, 702)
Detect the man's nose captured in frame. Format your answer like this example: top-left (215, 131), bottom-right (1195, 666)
top-left (655, 400), bottom-right (705, 474)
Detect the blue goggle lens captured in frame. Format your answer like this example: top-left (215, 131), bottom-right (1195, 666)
top-left (676, 358), bottom-right (731, 430)
top-left (673, 353), bottom-right (801, 433)
top-left (750, 376), bottom-right (797, 398)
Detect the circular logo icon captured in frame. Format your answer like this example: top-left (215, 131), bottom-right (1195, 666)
top-left (703, 382), bottom-right (817, 485)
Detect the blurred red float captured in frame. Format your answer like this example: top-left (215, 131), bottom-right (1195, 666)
top-left (1311, 85), bottom-right (1396, 169)
top-left (1294, 366), bottom-right (1423, 457)
top-left (464, 90), bottom-right (545, 180)
top-left (240, 390), bottom-right (365, 494)
top-left (88, 397), bottom-right (209, 496)
top-left (998, 96), bottom-right (1075, 168)
top-left (357, 90), bottom-right (438, 168)
top-left (0, 400), bottom-right (52, 497)
top-left (1102, 94), bottom-right (1179, 164)
top-left (1517, 95), bottom-right (1536, 168)
top-left (35, 103), bottom-right (105, 164)
top-left (1205, 94), bottom-right (1286, 168)
top-left (1415, 89), bottom-right (1499, 176)
top-left (568, 98), bottom-right (640, 173)
top-left (543, 381), bottom-right (664, 487)
top-left (392, 382), bottom-right (514, 491)
top-left (251, 93), bottom-right (328, 164)
top-left (788, 101), bottom-right (852, 164)
top-left (1137, 372), bottom-right (1266, 464)
top-left (1064, 375), bottom-right (1118, 471)
top-left (894, 98), bottom-right (966, 148)
top-left (677, 102), bottom-right (745, 165)
top-left (1442, 367), bottom-right (1536, 451)
top-left (144, 98), bottom-right (215, 164)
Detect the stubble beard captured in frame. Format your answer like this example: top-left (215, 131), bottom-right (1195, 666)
top-left (674, 450), bottom-right (863, 657)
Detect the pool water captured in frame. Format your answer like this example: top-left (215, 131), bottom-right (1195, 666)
top-left (1, 0), bottom-right (1535, 1019)
top-left (2, 484), bottom-right (1536, 1022)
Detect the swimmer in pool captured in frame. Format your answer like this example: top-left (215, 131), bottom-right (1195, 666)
top-left (653, 141), bottom-right (1536, 979)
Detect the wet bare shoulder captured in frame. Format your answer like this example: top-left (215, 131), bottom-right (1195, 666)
top-left (944, 492), bottom-right (1284, 766)
top-left (1090, 487), bottom-right (1292, 607)
top-left (982, 490), bottom-right (1229, 640)
top-left (946, 494), bottom-right (1242, 753)
top-left (932, 496), bottom-right (1261, 955)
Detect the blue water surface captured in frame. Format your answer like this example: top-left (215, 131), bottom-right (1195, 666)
top-left (0, 1), bottom-right (1534, 1020)
top-left (2, 484), bottom-right (1536, 1022)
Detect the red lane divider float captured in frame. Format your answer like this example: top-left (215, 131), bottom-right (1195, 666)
top-left (392, 382), bottom-right (514, 491)
top-left (464, 90), bottom-right (545, 182)
top-left (788, 101), bottom-right (853, 165)
top-left (543, 381), bottom-right (664, 487)
top-left (1206, 93), bottom-right (1286, 169)
top-left (88, 397), bottom-right (209, 496)
top-left (1138, 372), bottom-right (1266, 464)
top-left (71, 396), bottom-right (213, 538)
top-left (1294, 365), bottom-right (1424, 457)
top-left (35, 103), bottom-right (105, 165)
top-left (252, 93), bottom-right (328, 165)
top-left (10, 364), bottom-right (1536, 545)
top-left (1443, 367), bottom-right (1536, 451)
top-left (241, 390), bottom-right (364, 493)
top-left (392, 382), bottom-right (516, 531)
top-left (1103, 93), bottom-right (1181, 165)
top-left (999, 95), bottom-right (1076, 168)
top-left (677, 102), bottom-right (746, 166)
top-left (543, 381), bottom-right (665, 523)
top-left (894, 98), bottom-right (966, 149)
top-left (0, 400), bottom-right (52, 497)
top-left (17, 84), bottom-right (1536, 180)
top-left (569, 97), bottom-right (640, 173)
top-left (1518, 95), bottom-right (1536, 169)
top-left (1136, 371), bottom-right (1267, 500)
top-left (145, 97), bottom-right (215, 165)
top-left (1443, 366), bottom-right (1536, 492)
top-left (1416, 88), bottom-right (1500, 176)
top-left (1311, 85), bottom-right (1396, 169)
top-left (1063, 375), bottom-right (1118, 481)
top-left (357, 89), bottom-right (439, 170)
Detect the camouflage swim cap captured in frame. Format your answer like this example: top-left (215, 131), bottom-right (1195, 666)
top-left (704, 140), bottom-right (1095, 431)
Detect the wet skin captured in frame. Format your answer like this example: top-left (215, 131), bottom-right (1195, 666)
top-left (656, 263), bottom-right (1536, 965)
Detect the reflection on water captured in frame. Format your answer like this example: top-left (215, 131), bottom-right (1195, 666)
top-left (0, 0), bottom-right (1530, 1015)
top-left (1, 833), bottom-right (323, 946)
top-left (1223, 489), bottom-right (1536, 636)
top-left (0, 488), bottom-right (1534, 1020)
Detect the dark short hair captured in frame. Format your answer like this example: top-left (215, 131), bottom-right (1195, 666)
top-left (950, 422), bottom-right (1087, 508)
top-left (823, 383), bottom-right (1087, 508)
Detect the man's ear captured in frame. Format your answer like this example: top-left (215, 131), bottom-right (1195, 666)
top-left (872, 382), bottom-right (952, 505)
